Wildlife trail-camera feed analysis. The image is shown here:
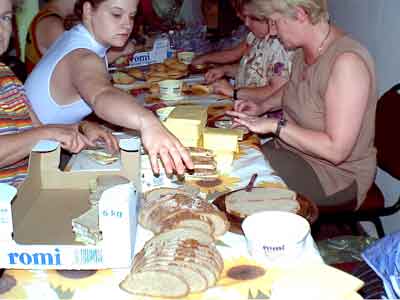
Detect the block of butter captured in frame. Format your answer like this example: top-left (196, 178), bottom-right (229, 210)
top-left (203, 127), bottom-right (240, 152)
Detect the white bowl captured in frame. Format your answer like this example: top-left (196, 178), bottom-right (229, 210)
top-left (242, 211), bottom-right (310, 267)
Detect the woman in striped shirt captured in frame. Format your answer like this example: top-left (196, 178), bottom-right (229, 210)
top-left (0, 0), bottom-right (117, 187)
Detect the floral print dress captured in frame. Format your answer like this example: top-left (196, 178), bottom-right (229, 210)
top-left (236, 32), bottom-right (293, 88)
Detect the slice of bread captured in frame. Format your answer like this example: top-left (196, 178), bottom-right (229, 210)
top-left (134, 255), bottom-right (217, 288)
top-left (120, 269), bottom-right (189, 298)
top-left (159, 211), bottom-right (214, 236)
top-left (225, 187), bottom-right (299, 218)
top-left (140, 263), bottom-right (208, 293)
top-left (144, 227), bottom-right (214, 246)
top-left (142, 239), bottom-right (222, 273)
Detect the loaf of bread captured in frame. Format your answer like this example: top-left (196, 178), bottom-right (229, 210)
top-left (139, 188), bottom-right (229, 237)
top-left (225, 187), bottom-right (299, 218)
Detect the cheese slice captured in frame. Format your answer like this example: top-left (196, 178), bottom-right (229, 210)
top-left (203, 127), bottom-right (240, 152)
top-left (270, 264), bottom-right (364, 300)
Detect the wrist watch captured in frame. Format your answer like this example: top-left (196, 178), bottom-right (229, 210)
top-left (275, 116), bottom-right (287, 137)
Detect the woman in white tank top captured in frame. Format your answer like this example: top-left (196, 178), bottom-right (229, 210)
top-left (25, 0), bottom-right (193, 175)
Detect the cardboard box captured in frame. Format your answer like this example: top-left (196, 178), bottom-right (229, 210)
top-left (0, 139), bottom-right (141, 269)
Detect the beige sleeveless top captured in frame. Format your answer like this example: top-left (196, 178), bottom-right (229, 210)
top-left (277, 36), bottom-right (377, 207)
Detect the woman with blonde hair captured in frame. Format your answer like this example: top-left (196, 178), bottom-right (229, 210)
top-left (228, 0), bottom-right (378, 208)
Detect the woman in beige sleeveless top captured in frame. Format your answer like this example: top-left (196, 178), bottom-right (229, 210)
top-left (227, 0), bottom-right (377, 209)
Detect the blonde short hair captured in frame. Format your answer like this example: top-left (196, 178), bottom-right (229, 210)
top-left (248, 0), bottom-right (329, 24)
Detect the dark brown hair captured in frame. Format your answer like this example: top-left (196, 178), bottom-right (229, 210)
top-left (74, 0), bottom-right (107, 21)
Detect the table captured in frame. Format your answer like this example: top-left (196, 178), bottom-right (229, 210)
top-left (0, 77), bottom-right (319, 300)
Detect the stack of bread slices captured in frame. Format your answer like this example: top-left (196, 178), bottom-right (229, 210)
top-left (120, 188), bottom-right (229, 298)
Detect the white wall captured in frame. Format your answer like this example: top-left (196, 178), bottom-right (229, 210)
top-left (329, 0), bottom-right (400, 234)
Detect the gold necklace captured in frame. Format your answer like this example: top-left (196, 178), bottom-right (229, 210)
top-left (317, 23), bottom-right (331, 57)
top-left (301, 24), bottom-right (331, 81)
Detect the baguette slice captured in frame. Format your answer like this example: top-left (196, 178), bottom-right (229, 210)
top-left (120, 269), bottom-right (189, 298)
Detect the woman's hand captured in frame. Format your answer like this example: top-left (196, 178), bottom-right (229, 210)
top-left (233, 99), bottom-right (265, 116)
top-left (226, 111), bottom-right (276, 135)
top-left (212, 79), bottom-right (234, 97)
top-left (205, 67), bottom-right (225, 83)
top-left (79, 121), bottom-right (119, 153)
top-left (44, 124), bottom-right (92, 153)
top-left (140, 117), bottom-right (193, 175)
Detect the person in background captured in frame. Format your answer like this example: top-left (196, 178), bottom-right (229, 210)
top-left (192, 0), bottom-right (293, 103)
top-left (0, 0), bottom-right (116, 187)
top-left (228, 0), bottom-right (377, 208)
top-left (25, 0), bottom-right (193, 175)
top-left (25, 0), bottom-right (136, 73)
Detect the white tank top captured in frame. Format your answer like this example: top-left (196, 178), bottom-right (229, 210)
top-left (25, 24), bottom-right (109, 125)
